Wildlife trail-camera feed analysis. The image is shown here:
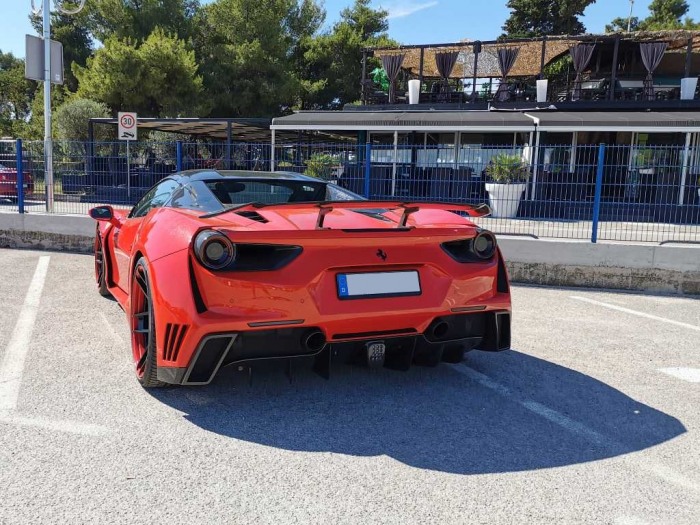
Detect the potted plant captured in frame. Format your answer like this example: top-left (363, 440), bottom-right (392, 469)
top-left (484, 153), bottom-right (529, 218)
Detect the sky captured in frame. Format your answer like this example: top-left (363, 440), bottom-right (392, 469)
top-left (1, 1), bottom-right (699, 59)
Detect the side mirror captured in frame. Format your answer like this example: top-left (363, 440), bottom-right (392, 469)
top-left (89, 205), bottom-right (114, 221)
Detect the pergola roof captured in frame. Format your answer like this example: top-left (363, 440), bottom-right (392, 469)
top-left (371, 30), bottom-right (700, 80)
top-left (89, 117), bottom-right (279, 142)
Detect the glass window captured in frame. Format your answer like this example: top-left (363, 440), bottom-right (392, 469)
top-left (130, 179), bottom-right (179, 218)
top-left (169, 181), bottom-right (223, 213)
top-left (204, 179), bottom-right (327, 205)
top-left (326, 182), bottom-right (364, 201)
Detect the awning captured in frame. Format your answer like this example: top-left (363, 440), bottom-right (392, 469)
top-left (89, 118), bottom-right (280, 142)
top-left (525, 111), bottom-right (700, 132)
top-left (271, 110), bottom-right (536, 132)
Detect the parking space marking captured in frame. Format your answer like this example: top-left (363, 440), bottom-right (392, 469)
top-left (449, 363), bottom-right (700, 494)
top-left (570, 296), bottom-right (700, 333)
top-left (659, 368), bottom-right (700, 383)
top-left (0, 414), bottom-right (109, 436)
top-left (100, 312), bottom-right (126, 346)
top-left (0, 256), bottom-right (50, 413)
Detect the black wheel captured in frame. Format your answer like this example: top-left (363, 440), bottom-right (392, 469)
top-left (94, 229), bottom-right (111, 297)
top-left (130, 258), bottom-right (165, 388)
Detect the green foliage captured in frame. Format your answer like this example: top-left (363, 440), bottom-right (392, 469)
top-left (85, 0), bottom-right (199, 43)
top-left (304, 153), bottom-right (337, 180)
top-left (54, 98), bottom-right (110, 140)
top-left (74, 29), bottom-right (203, 117)
top-left (485, 153), bottom-right (529, 183)
top-left (301, 0), bottom-right (397, 109)
top-left (607, 0), bottom-right (700, 32)
top-left (502, 0), bottom-right (596, 37)
top-left (633, 148), bottom-right (656, 168)
top-left (0, 51), bottom-right (36, 138)
top-left (543, 54), bottom-right (573, 79)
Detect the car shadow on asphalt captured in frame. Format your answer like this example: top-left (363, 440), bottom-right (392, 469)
top-left (151, 349), bottom-right (685, 475)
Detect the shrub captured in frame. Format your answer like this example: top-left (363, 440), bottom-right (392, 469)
top-left (485, 153), bottom-right (529, 183)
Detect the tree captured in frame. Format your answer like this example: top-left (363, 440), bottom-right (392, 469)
top-left (54, 98), bottom-right (110, 140)
top-left (605, 17), bottom-right (640, 33)
top-left (194, 0), bottom-right (308, 117)
top-left (74, 29), bottom-right (203, 117)
top-left (502, 0), bottom-right (597, 37)
top-left (0, 52), bottom-right (36, 138)
top-left (86, 0), bottom-right (199, 43)
top-left (607, 0), bottom-right (699, 32)
top-left (302, 0), bottom-right (396, 109)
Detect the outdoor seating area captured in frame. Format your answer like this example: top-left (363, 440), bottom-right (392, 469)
top-left (361, 31), bottom-right (700, 109)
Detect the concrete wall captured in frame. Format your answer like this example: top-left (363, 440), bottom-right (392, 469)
top-left (1, 212), bottom-right (699, 294)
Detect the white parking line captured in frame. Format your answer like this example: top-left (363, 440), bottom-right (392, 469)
top-left (0, 415), bottom-right (109, 436)
top-left (0, 256), bottom-right (50, 413)
top-left (570, 295), bottom-right (700, 332)
top-left (449, 363), bottom-right (700, 494)
top-left (659, 368), bottom-right (700, 383)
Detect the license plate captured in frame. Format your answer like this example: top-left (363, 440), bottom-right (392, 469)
top-left (336, 270), bottom-right (421, 299)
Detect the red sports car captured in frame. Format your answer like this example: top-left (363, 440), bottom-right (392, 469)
top-left (0, 163), bottom-right (33, 199)
top-left (90, 170), bottom-right (511, 388)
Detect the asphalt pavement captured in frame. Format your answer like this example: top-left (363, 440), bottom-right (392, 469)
top-left (0, 248), bottom-right (698, 524)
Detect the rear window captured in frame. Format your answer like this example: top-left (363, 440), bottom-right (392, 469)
top-left (204, 179), bottom-right (327, 205)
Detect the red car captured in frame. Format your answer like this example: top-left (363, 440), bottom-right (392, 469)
top-left (90, 170), bottom-right (512, 388)
top-left (0, 163), bottom-right (33, 199)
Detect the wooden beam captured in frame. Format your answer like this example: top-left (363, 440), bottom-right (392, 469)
top-left (609, 37), bottom-right (620, 101)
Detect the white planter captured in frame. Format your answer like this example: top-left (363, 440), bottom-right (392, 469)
top-left (408, 79), bottom-right (421, 104)
top-left (485, 183), bottom-right (527, 218)
top-left (680, 77), bottom-right (698, 100)
top-left (536, 79), bottom-right (548, 102)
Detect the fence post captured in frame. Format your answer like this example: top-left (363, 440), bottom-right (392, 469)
top-left (176, 141), bottom-right (183, 172)
top-left (591, 143), bottom-right (605, 243)
top-left (364, 143), bottom-right (371, 198)
top-left (15, 139), bottom-right (24, 214)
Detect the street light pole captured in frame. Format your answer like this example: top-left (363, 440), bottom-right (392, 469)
top-left (627, 0), bottom-right (635, 32)
top-left (43, 0), bottom-right (54, 212)
top-left (31, 0), bottom-right (86, 212)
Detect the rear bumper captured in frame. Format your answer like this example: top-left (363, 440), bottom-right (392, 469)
top-left (157, 310), bottom-right (511, 385)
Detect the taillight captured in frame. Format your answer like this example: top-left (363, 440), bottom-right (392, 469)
top-left (193, 230), bottom-right (236, 270)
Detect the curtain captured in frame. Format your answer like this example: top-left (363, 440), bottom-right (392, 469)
top-left (495, 48), bottom-right (520, 102)
top-left (381, 53), bottom-right (406, 103)
top-left (640, 42), bottom-right (668, 100)
top-left (569, 44), bottom-right (596, 101)
top-left (435, 50), bottom-right (460, 92)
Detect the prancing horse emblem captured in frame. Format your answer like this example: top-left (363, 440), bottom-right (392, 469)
top-left (376, 249), bottom-right (387, 261)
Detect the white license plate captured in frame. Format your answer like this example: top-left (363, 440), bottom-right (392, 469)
top-left (336, 271), bottom-right (421, 299)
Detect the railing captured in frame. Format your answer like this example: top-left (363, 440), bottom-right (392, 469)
top-left (1, 139), bottom-right (699, 244)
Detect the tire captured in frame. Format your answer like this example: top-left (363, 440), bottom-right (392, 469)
top-left (130, 258), bottom-right (166, 388)
top-left (94, 229), bottom-right (111, 297)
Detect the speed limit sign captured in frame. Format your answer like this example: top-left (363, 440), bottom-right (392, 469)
top-left (118, 112), bottom-right (138, 140)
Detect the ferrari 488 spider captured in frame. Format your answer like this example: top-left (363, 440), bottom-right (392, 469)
top-left (90, 170), bottom-right (511, 387)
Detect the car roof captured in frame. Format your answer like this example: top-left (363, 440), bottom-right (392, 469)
top-left (174, 170), bottom-right (324, 184)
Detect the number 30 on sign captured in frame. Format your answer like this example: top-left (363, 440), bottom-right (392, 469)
top-left (118, 112), bottom-right (138, 141)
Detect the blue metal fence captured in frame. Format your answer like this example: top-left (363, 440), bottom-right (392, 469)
top-left (1, 139), bottom-right (698, 244)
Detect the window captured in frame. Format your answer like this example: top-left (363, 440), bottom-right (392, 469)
top-left (130, 179), bottom-right (179, 218)
top-left (326, 182), bottom-right (364, 201)
top-left (204, 179), bottom-right (327, 205)
top-left (169, 181), bottom-right (222, 213)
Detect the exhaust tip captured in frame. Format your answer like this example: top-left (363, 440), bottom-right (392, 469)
top-left (430, 320), bottom-right (450, 340)
top-left (302, 329), bottom-right (326, 353)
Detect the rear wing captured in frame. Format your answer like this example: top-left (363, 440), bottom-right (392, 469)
top-left (202, 200), bottom-right (491, 229)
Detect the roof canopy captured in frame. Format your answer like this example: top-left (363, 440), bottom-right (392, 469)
top-left (271, 110), bottom-right (535, 132)
top-left (528, 111), bottom-right (700, 132)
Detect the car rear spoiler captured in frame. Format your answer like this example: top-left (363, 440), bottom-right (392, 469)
top-left (201, 200), bottom-right (491, 228)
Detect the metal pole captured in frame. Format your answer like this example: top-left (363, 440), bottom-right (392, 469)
top-left (176, 141), bottom-right (183, 172)
top-left (126, 140), bottom-right (131, 199)
top-left (391, 130), bottom-right (398, 197)
top-left (627, 1), bottom-right (634, 32)
top-left (678, 132), bottom-right (692, 206)
top-left (43, 0), bottom-right (54, 213)
top-left (530, 130), bottom-right (541, 201)
top-left (418, 47), bottom-right (425, 93)
top-left (16, 139), bottom-right (24, 214)
top-left (364, 143), bottom-right (371, 199)
top-left (591, 144), bottom-right (605, 244)
top-left (270, 129), bottom-right (276, 172)
top-left (685, 37), bottom-right (693, 78)
top-left (609, 37), bottom-right (620, 101)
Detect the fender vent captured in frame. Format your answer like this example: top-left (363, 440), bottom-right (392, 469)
top-left (236, 210), bottom-right (268, 223)
top-left (163, 323), bottom-right (189, 362)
